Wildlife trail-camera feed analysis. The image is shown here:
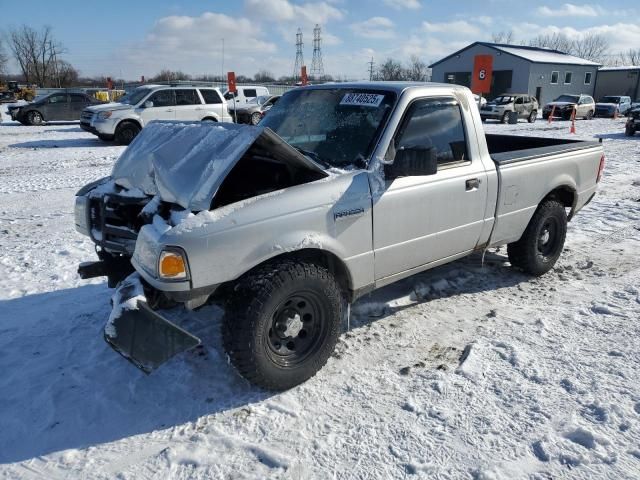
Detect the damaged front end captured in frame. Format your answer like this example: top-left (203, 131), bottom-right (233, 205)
top-left (76, 121), bottom-right (328, 373)
top-left (105, 274), bottom-right (200, 373)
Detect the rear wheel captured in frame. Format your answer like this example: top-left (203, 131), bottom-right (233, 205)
top-left (202, 117), bottom-right (217, 123)
top-left (223, 260), bottom-right (343, 390)
top-left (507, 200), bottom-right (567, 276)
top-left (501, 112), bottom-right (510, 124)
top-left (528, 110), bottom-right (537, 123)
top-left (27, 110), bottom-right (43, 126)
top-left (114, 121), bottom-right (141, 145)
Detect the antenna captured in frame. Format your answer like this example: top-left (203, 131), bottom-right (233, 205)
top-left (311, 24), bottom-right (324, 80)
top-left (367, 56), bottom-right (375, 81)
top-left (294, 28), bottom-right (304, 80)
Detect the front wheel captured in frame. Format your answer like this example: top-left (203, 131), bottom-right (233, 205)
top-left (507, 200), bottom-right (567, 276)
top-left (501, 112), bottom-right (510, 124)
top-left (27, 111), bottom-right (43, 126)
top-left (528, 110), bottom-right (537, 123)
top-left (250, 112), bottom-right (262, 125)
top-left (223, 260), bottom-right (343, 390)
top-left (114, 121), bottom-right (141, 145)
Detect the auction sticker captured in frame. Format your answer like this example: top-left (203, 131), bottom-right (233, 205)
top-left (340, 93), bottom-right (385, 107)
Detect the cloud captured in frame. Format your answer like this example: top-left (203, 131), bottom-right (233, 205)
top-left (119, 12), bottom-right (278, 78)
top-left (351, 17), bottom-right (396, 39)
top-left (244, 0), bottom-right (344, 24)
top-left (422, 20), bottom-right (482, 37)
top-left (382, 0), bottom-right (421, 10)
top-left (536, 3), bottom-right (601, 17)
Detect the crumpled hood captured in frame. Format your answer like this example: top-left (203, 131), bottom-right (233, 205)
top-left (85, 102), bottom-right (132, 113)
top-left (110, 121), bottom-right (326, 212)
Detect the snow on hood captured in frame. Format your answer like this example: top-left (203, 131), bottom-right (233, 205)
top-left (110, 121), bottom-right (326, 212)
top-left (85, 102), bottom-right (132, 113)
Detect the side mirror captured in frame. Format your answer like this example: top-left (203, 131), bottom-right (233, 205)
top-left (384, 146), bottom-right (437, 178)
top-left (143, 100), bottom-right (154, 108)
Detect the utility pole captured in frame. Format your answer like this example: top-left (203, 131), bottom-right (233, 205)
top-left (368, 57), bottom-right (375, 81)
top-left (293, 28), bottom-right (304, 81)
top-left (49, 40), bottom-right (61, 88)
top-left (221, 38), bottom-right (225, 83)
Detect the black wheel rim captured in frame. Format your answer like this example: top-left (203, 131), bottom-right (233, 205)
top-left (251, 113), bottom-right (261, 125)
top-left (537, 217), bottom-right (560, 257)
top-left (31, 112), bottom-right (41, 124)
top-left (265, 291), bottom-right (328, 368)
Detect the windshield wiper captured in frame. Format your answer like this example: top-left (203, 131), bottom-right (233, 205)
top-left (293, 147), bottom-right (332, 169)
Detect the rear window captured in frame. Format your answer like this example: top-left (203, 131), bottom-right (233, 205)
top-left (175, 89), bottom-right (200, 105)
top-left (200, 89), bottom-right (222, 104)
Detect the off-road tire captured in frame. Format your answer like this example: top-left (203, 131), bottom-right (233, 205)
top-left (507, 200), bottom-right (567, 276)
top-left (528, 110), bottom-right (537, 123)
top-left (223, 260), bottom-right (343, 390)
top-left (27, 110), bottom-right (43, 126)
top-left (625, 124), bottom-right (636, 137)
top-left (114, 121), bottom-right (141, 145)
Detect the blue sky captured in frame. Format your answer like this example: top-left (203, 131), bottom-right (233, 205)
top-left (2, 0), bottom-right (639, 80)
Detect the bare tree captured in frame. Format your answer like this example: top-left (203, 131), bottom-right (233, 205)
top-left (56, 60), bottom-right (79, 87)
top-left (7, 25), bottom-right (65, 86)
top-left (529, 32), bottom-right (572, 53)
top-left (491, 31), bottom-right (515, 44)
top-left (149, 69), bottom-right (191, 82)
top-left (571, 33), bottom-right (609, 63)
top-left (404, 55), bottom-right (429, 81)
top-left (620, 48), bottom-right (640, 66)
top-left (254, 69), bottom-right (275, 83)
top-left (0, 38), bottom-right (8, 76)
top-left (378, 58), bottom-right (403, 81)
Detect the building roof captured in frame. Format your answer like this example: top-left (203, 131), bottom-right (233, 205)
top-left (429, 42), bottom-right (601, 68)
top-left (598, 66), bottom-right (640, 72)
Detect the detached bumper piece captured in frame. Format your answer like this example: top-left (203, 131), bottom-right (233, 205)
top-left (105, 277), bottom-right (201, 373)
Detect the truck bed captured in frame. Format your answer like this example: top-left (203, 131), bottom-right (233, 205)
top-left (486, 134), bottom-right (602, 165)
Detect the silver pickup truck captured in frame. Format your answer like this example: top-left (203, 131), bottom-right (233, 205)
top-left (75, 82), bottom-right (605, 390)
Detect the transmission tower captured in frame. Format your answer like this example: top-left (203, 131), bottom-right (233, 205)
top-left (311, 24), bottom-right (325, 80)
top-left (367, 57), bottom-right (375, 81)
top-left (293, 28), bottom-right (304, 80)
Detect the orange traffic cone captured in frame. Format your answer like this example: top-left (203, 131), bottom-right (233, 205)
top-left (570, 106), bottom-right (576, 134)
top-left (548, 105), bottom-right (556, 124)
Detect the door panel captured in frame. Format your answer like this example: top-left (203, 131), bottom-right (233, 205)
top-left (69, 94), bottom-right (88, 120)
top-left (372, 97), bottom-right (488, 280)
top-left (139, 90), bottom-right (176, 123)
top-left (174, 89), bottom-right (201, 120)
top-left (45, 93), bottom-right (69, 120)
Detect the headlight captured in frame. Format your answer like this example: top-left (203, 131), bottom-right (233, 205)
top-left (97, 111), bottom-right (113, 120)
top-left (74, 196), bottom-right (90, 236)
top-left (158, 249), bottom-right (189, 280)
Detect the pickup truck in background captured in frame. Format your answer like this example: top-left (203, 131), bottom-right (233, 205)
top-left (75, 82), bottom-right (605, 390)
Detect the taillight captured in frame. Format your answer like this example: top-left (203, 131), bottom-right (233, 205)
top-left (596, 154), bottom-right (605, 183)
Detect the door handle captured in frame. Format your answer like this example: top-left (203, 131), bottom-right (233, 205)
top-left (466, 178), bottom-right (481, 191)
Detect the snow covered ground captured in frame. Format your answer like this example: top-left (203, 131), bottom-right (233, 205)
top-left (0, 107), bottom-right (639, 479)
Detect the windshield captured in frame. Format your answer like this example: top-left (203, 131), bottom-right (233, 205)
top-left (493, 96), bottom-right (514, 104)
top-left (554, 95), bottom-right (579, 103)
top-left (118, 87), bottom-right (152, 105)
top-left (260, 88), bottom-right (396, 168)
top-left (600, 96), bottom-right (621, 103)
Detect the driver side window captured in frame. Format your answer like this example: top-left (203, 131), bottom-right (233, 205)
top-left (49, 94), bottom-right (67, 104)
top-left (148, 90), bottom-right (175, 107)
top-left (395, 97), bottom-right (469, 168)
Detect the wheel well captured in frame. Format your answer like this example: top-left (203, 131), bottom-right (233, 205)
top-left (202, 116), bottom-right (218, 122)
top-left (543, 186), bottom-right (576, 218)
top-left (116, 119), bottom-right (141, 131)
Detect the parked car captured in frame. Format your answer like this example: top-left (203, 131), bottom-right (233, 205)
top-left (625, 106), bottom-right (639, 136)
top-left (8, 92), bottom-right (104, 125)
top-left (75, 82), bottom-right (605, 390)
top-left (80, 84), bottom-right (231, 145)
top-left (595, 96), bottom-right (632, 118)
top-left (543, 94), bottom-right (595, 120)
top-left (234, 95), bottom-right (281, 125)
top-left (480, 94), bottom-right (538, 123)
top-left (223, 85), bottom-right (270, 111)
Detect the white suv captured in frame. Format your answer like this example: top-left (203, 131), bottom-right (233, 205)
top-left (81, 85), bottom-right (231, 144)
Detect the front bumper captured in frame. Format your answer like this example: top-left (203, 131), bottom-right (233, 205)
top-left (105, 275), bottom-right (201, 373)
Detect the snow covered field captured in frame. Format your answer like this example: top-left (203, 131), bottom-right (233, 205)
top-left (0, 107), bottom-right (639, 479)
